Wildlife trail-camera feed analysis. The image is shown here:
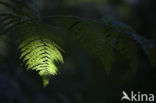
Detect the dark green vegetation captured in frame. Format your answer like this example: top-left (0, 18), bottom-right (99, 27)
top-left (0, 0), bottom-right (156, 103)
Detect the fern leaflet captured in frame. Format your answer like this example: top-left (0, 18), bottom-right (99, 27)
top-left (15, 21), bottom-right (64, 87)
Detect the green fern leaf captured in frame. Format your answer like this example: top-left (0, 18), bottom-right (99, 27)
top-left (15, 21), bottom-right (64, 87)
top-left (45, 17), bottom-right (115, 74)
top-left (46, 16), bottom-right (146, 74)
top-left (101, 17), bottom-right (143, 73)
top-left (70, 20), bottom-right (115, 74)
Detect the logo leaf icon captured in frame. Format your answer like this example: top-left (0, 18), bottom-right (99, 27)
top-left (121, 91), bottom-right (131, 101)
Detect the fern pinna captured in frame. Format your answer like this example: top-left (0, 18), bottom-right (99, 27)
top-left (0, 0), bottom-right (152, 87)
top-left (16, 21), bottom-right (64, 87)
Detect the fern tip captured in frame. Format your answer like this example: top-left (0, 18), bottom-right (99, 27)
top-left (42, 77), bottom-right (50, 88)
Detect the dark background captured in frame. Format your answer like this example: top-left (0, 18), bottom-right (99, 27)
top-left (0, 0), bottom-right (156, 103)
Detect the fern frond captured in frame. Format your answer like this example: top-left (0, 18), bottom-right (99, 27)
top-left (45, 16), bottom-right (115, 74)
top-left (15, 20), bottom-right (64, 87)
top-left (71, 20), bottom-right (115, 74)
top-left (0, 0), bottom-right (64, 87)
top-left (46, 16), bottom-right (146, 74)
top-left (79, 18), bottom-right (143, 73)
top-left (101, 17), bottom-right (145, 72)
